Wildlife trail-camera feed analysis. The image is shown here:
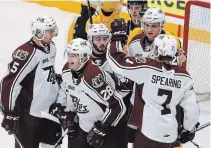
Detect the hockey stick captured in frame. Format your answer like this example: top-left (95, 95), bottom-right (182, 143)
top-left (54, 128), bottom-right (69, 148)
top-left (41, 111), bottom-right (69, 148)
top-left (14, 134), bottom-right (24, 148)
top-left (0, 108), bottom-right (24, 148)
top-left (87, 0), bottom-right (93, 24)
top-left (191, 121), bottom-right (211, 133)
top-left (190, 141), bottom-right (201, 148)
top-left (171, 122), bottom-right (211, 148)
top-left (188, 122), bottom-right (211, 148)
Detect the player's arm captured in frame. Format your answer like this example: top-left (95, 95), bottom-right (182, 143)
top-left (179, 78), bottom-right (200, 132)
top-left (84, 69), bottom-right (126, 126)
top-left (48, 64), bottom-right (77, 138)
top-left (55, 63), bottom-right (75, 111)
top-left (107, 38), bottom-right (150, 84)
top-left (0, 43), bottom-right (39, 134)
top-left (85, 69), bottom-right (126, 147)
top-left (177, 77), bottom-right (200, 144)
top-left (0, 43), bottom-right (39, 111)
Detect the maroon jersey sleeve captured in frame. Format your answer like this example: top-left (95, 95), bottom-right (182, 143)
top-left (83, 61), bottom-right (126, 126)
top-left (0, 41), bottom-right (38, 110)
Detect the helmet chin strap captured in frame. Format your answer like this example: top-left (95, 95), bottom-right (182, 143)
top-left (74, 57), bottom-right (89, 71)
top-left (33, 31), bottom-right (47, 48)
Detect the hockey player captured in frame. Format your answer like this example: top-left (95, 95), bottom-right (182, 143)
top-left (0, 16), bottom-right (62, 148)
top-left (51, 38), bottom-right (127, 148)
top-left (67, 0), bottom-right (123, 42)
top-left (126, 0), bottom-right (148, 35)
top-left (126, 8), bottom-right (186, 66)
top-left (87, 22), bottom-right (134, 123)
top-left (107, 21), bottom-right (200, 147)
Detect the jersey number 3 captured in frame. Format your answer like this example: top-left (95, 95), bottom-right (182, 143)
top-left (157, 88), bottom-right (172, 115)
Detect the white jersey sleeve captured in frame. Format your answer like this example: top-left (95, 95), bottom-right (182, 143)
top-left (107, 40), bottom-right (200, 143)
top-left (56, 71), bottom-right (76, 113)
top-left (179, 81), bottom-right (200, 131)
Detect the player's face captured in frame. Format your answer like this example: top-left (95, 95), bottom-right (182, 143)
top-left (93, 36), bottom-right (110, 52)
top-left (143, 22), bottom-right (161, 41)
top-left (67, 53), bottom-right (84, 71)
top-left (129, 5), bottom-right (142, 19)
top-left (42, 27), bottom-right (58, 44)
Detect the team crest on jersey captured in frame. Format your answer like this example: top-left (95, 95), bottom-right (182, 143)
top-left (92, 74), bottom-right (104, 88)
top-left (72, 77), bottom-right (80, 85)
top-left (13, 49), bottom-right (29, 60)
top-left (71, 95), bottom-right (89, 114)
top-left (135, 54), bottom-right (146, 63)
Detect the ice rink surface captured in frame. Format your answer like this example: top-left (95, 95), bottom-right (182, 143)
top-left (0, 1), bottom-right (210, 148)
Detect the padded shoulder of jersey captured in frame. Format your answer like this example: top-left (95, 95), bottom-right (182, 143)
top-left (83, 61), bottom-right (103, 82)
top-left (127, 28), bottom-right (143, 45)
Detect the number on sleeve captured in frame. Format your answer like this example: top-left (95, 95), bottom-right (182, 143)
top-left (10, 62), bottom-right (20, 73)
top-left (100, 85), bottom-right (114, 100)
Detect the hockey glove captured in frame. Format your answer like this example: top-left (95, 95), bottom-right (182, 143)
top-left (1, 110), bottom-right (19, 135)
top-left (59, 111), bottom-right (76, 138)
top-left (177, 122), bottom-right (200, 144)
top-left (110, 18), bottom-right (128, 46)
top-left (87, 121), bottom-right (109, 148)
top-left (55, 74), bottom-right (63, 85)
top-left (49, 103), bottom-right (63, 117)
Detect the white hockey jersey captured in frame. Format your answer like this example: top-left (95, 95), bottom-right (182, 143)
top-left (57, 61), bottom-right (126, 132)
top-left (0, 39), bottom-right (59, 118)
top-left (91, 57), bottom-right (133, 97)
top-left (107, 41), bottom-right (200, 143)
top-left (127, 34), bottom-right (152, 57)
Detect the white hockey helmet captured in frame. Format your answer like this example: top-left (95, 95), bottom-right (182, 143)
top-left (65, 38), bottom-right (92, 64)
top-left (87, 23), bottom-right (111, 43)
top-left (143, 7), bottom-right (165, 27)
top-left (150, 34), bottom-right (177, 64)
top-left (31, 16), bottom-right (58, 39)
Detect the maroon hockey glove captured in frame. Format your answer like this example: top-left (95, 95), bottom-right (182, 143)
top-left (87, 121), bottom-right (109, 148)
top-left (110, 18), bottom-right (128, 46)
top-left (1, 110), bottom-right (19, 135)
top-left (59, 111), bottom-right (76, 138)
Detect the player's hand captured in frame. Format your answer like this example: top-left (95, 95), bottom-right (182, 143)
top-left (177, 122), bottom-right (200, 144)
top-left (49, 103), bottom-right (63, 117)
top-left (59, 111), bottom-right (76, 138)
top-left (110, 18), bottom-right (128, 46)
top-left (178, 50), bottom-right (187, 66)
top-left (87, 121), bottom-right (109, 148)
top-left (1, 110), bottom-right (19, 135)
top-left (177, 130), bottom-right (195, 143)
top-left (53, 73), bottom-right (63, 85)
